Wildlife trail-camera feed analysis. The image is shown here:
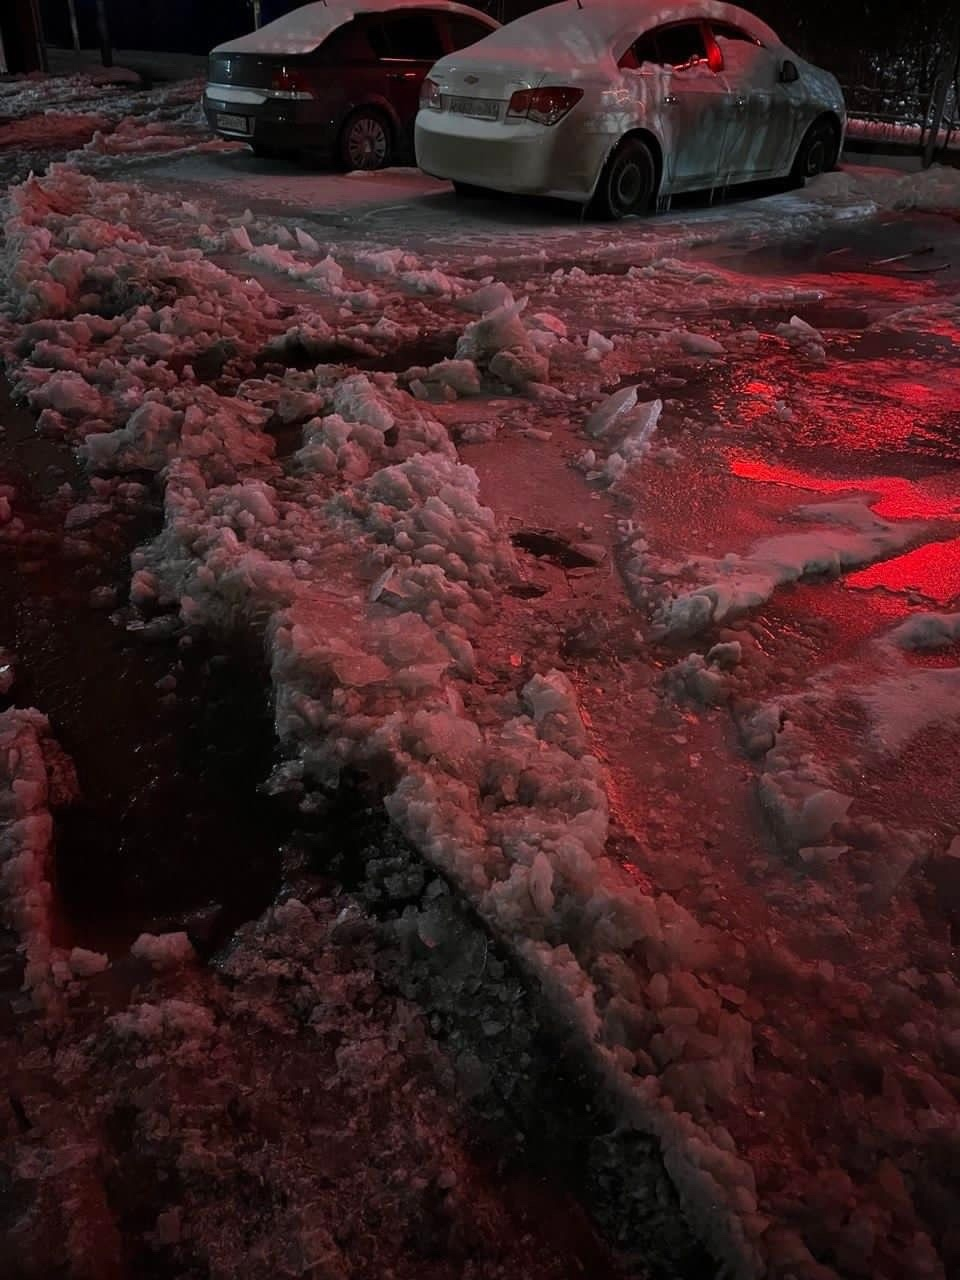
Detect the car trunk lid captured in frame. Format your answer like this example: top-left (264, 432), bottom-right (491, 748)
top-left (211, 8), bottom-right (346, 58)
top-left (433, 56), bottom-right (546, 104)
top-left (209, 52), bottom-right (303, 90)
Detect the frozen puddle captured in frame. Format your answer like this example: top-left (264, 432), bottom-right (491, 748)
top-left (845, 537), bottom-right (960, 604)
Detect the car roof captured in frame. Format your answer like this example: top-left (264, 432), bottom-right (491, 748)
top-left (213, 0), bottom-right (499, 57)
top-left (457, 0), bottom-right (783, 63)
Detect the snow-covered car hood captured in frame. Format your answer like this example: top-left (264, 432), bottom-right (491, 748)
top-left (213, 0), bottom-right (497, 57)
top-left (437, 0), bottom-right (785, 72)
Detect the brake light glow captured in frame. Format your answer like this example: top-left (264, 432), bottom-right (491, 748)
top-left (507, 86), bottom-right (583, 125)
top-left (421, 77), bottom-right (442, 111)
top-left (270, 66), bottom-right (313, 98)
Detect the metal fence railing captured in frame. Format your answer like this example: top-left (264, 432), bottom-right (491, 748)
top-left (842, 75), bottom-right (960, 162)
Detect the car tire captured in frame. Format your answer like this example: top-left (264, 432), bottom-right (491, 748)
top-left (791, 117), bottom-right (839, 183)
top-left (590, 137), bottom-right (657, 220)
top-left (338, 109), bottom-right (392, 172)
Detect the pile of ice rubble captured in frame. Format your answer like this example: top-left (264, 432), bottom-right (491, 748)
top-left (0, 69), bottom-right (144, 121)
top-left (632, 496), bottom-right (939, 639)
top-left (2, 161), bottom-right (958, 1280)
top-left (0, 71), bottom-right (226, 173)
top-left (1, 727), bottom-right (605, 1279)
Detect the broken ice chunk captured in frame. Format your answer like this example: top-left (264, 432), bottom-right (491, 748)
top-left (68, 948), bottom-right (109, 978)
top-left (674, 330), bottom-right (725, 357)
top-left (459, 280), bottom-right (515, 314)
top-left (131, 931), bottom-right (196, 970)
top-left (585, 384), bottom-right (638, 438)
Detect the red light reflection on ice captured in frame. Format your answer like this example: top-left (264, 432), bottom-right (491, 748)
top-left (799, 360), bottom-right (959, 454)
top-left (924, 318), bottom-right (960, 344)
top-left (728, 456), bottom-right (959, 521)
top-left (726, 348), bottom-right (960, 458)
top-left (804, 270), bottom-right (931, 302)
top-left (845, 539), bottom-right (960, 604)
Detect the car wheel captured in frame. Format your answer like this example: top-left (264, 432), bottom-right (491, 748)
top-left (791, 118), bottom-right (839, 183)
top-left (591, 137), bottom-right (656, 220)
top-left (339, 109), bottom-right (392, 172)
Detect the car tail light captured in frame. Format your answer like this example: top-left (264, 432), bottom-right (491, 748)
top-left (421, 77), bottom-right (442, 111)
top-left (270, 66), bottom-right (313, 98)
top-left (506, 86), bottom-right (583, 125)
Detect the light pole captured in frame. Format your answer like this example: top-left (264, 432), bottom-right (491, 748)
top-left (28, 0), bottom-right (48, 71)
top-left (94, 0), bottom-right (112, 67)
top-left (66, 0), bottom-right (80, 51)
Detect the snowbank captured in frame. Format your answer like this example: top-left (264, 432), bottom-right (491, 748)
top-left (812, 163), bottom-right (960, 214)
top-left (0, 162), bottom-right (771, 1277)
top-left (5, 151), bottom-right (958, 1280)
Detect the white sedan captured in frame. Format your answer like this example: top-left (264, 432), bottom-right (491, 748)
top-left (415, 0), bottom-right (846, 217)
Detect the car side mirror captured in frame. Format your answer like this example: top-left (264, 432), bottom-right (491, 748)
top-left (780, 60), bottom-right (799, 84)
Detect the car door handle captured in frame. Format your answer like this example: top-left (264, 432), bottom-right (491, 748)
top-left (663, 94), bottom-right (678, 104)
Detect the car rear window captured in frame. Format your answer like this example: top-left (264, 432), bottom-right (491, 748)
top-left (320, 19), bottom-right (376, 61)
top-left (650, 22), bottom-right (708, 68)
top-left (710, 21), bottom-right (762, 46)
top-left (445, 14), bottom-right (494, 51)
top-left (367, 13), bottom-right (445, 61)
top-left (625, 22), bottom-right (710, 70)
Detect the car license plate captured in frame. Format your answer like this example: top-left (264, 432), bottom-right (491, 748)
top-left (449, 96), bottom-right (499, 121)
top-left (216, 112), bottom-right (250, 134)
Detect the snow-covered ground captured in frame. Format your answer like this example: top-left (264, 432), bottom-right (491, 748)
top-left (1, 72), bottom-right (960, 1280)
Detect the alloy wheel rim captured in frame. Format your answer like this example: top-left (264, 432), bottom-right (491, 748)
top-left (348, 117), bottom-right (387, 169)
top-left (614, 160), bottom-right (646, 212)
top-left (806, 137), bottom-right (827, 176)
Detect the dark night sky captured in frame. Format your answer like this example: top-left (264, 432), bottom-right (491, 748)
top-left (36, 0), bottom-right (957, 65)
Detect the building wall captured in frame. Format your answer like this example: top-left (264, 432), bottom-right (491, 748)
top-left (39, 0), bottom-right (252, 54)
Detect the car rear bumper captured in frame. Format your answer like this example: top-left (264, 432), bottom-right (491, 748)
top-left (203, 85), bottom-right (336, 153)
top-left (415, 110), bottom-right (599, 201)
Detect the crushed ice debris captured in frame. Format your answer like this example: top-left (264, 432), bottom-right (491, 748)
top-left (455, 296), bottom-right (549, 391)
top-left (131, 931), bottom-right (197, 970)
top-left (885, 610), bottom-right (960, 650)
top-left (774, 314), bottom-right (826, 360)
top-left (651, 498), bottom-right (931, 638)
top-left (673, 330), bottom-right (725, 357)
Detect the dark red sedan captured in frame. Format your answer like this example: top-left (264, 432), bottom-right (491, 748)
top-left (203, 0), bottom-right (499, 169)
